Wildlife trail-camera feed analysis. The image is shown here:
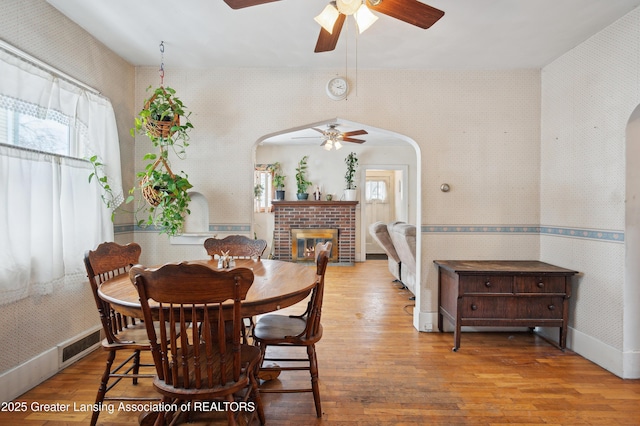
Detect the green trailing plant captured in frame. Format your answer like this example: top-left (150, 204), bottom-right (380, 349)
top-left (268, 162), bottom-right (286, 190)
top-left (131, 85), bottom-right (193, 150)
top-left (295, 155), bottom-right (313, 194)
top-left (88, 155), bottom-right (133, 222)
top-left (344, 151), bottom-right (358, 190)
top-left (129, 86), bottom-right (195, 236)
top-left (254, 183), bottom-right (264, 199)
top-left (89, 85), bottom-right (194, 236)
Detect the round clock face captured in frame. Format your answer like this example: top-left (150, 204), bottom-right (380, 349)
top-left (326, 77), bottom-right (348, 100)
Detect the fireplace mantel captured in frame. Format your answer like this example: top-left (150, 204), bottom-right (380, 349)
top-left (272, 200), bottom-right (358, 207)
top-left (272, 200), bottom-right (358, 264)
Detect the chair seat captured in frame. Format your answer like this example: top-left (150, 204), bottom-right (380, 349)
top-left (101, 322), bottom-right (182, 350)
top-left (253, 314), bottom-right (322, 344)
top-left (101, 323), bottom-right (150, 350)
top-left (153, 342), bottom-right (262, 399)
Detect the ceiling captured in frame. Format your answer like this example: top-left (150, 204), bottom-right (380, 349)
top-left (47, 0), bottom-right (640, 70)
top-left (46, 0), bottom-right (640, 147)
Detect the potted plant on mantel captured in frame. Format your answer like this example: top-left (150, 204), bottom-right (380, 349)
top-left (268, 162), bottom-right (286, 200)
top-left (130, 85), bottom-right (194, 236)
top-left (295, 155), bottom-right (313, 200)
top-left (343, 151), bottom-right (358, 201)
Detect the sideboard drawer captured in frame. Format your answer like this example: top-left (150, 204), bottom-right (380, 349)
top-left (459, 275), bottom-right (512, 294)
top-left (461, 297), bottom-right (514, 318)
top-left (514, 276), bottom-right (566, 294)
top-left (516, 296), bottom-right (564, 319)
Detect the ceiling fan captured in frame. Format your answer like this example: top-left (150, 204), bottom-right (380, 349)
top-left (222, 0), bottom-right (445, 53)
top-left (295, 124), bottom-right (368, 150)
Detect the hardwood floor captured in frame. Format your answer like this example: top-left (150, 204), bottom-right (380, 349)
top-left (2, 260), bottom-right (640, 425)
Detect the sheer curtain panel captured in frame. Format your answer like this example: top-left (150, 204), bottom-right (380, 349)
top-left (0, 47), bottom-right (122, 305)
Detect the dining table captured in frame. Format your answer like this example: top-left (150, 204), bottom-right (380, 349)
top-left (98, 258), bottom-right (319, 319)
top-left (98, 258), bottom-right (316, 425)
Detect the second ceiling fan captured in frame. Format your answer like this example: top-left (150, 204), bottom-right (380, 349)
top-left (295, 124), bottom-right (368, 151)
top-left (223, 0), bottom-right (445, 53)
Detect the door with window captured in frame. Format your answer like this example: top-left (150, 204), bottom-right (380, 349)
top-left (365, 171), bottom-right (395, 253)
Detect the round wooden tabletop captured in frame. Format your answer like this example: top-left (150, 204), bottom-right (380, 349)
top-left (98, 258), bottom-right (318, 318)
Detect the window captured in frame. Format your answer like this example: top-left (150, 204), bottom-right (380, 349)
top-left (254, 164), bottom-right (274, 212)
top-left (0, 46), bottom-right (122, 305)
top-left (1, 107), bottom-right (71, 155)
top-left (366, 180), bottom-right (388, 202)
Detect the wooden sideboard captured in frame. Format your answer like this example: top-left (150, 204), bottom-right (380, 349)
top-left (434, 260), bottom-right (578, 352)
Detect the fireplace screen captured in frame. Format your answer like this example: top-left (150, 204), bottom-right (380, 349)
top-left (291, 228), bottom-right (338, 262)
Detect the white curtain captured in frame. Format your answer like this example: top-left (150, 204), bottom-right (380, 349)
top-left (0, 48), bottom-right (122, 305)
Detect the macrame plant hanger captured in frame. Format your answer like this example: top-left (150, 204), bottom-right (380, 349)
top-left (140, 41), bottom-right (176, 207)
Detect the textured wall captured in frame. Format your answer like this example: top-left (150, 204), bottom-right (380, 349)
top-left (541, 8), bottom-right (640, 356)
top-left (132, 66), bottom-right (543, 323)
top-left (0, 0), bottom-right (134, 374)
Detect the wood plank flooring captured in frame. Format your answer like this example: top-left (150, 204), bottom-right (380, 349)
top-left (2, 260), bottom-right (640, 425)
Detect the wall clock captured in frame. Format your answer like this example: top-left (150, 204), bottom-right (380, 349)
top-left (326, 77), bottom-right (349, 101)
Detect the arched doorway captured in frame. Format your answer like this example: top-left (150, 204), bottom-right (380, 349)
top-left (252, 118), bottom-right (425, 330)
top-left (624, 106), bottom-right (640, 375)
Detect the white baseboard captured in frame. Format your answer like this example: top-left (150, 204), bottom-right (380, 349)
top-left (538, 326), bottom-right (640, 379)
top-left (0, 347), bottom-right (58, 403)
top-left (0, 326), bottom-right (102, 403)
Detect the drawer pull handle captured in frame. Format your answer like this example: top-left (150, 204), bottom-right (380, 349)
top-left (537, 282), bottom-right (544, 288)
top-left (485, 281), bottom-right (491, 287)
top-left (548, 304), bottom-right (555, 310)
top-left (471, 304), bottom-right (478, 310)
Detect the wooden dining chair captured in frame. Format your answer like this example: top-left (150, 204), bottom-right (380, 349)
top-left (83, 242), bottom-right (156, 426)
top-left (131, 262), bottom-right (265, 426)
top-left (204, 235), bottom-right (268, 260)
top-left (252, 242), bottom-right (331, 418)
top-left (204, 235), bottom-right (268, 342)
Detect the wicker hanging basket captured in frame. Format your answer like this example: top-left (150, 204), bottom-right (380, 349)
top-left (140, 157), bottom-right (175, 207)
top-left (143, 87), bottom-right (180, 139)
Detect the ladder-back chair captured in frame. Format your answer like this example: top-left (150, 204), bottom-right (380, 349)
top-left (131, 262), bottom-right (265, 425)
top-left (83, 242), bottom-right (156, 426)
top-left (204, 235), bottom-right (267, 260)
top-left (253, 242), bottom-right (331, 418)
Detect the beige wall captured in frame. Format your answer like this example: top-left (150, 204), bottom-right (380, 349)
top-left (0, 0), bottom-right (135, 395)
top-left (541, 8), bottom-right (640, 377)
top-left (132, 66), bottom-right (543, 329)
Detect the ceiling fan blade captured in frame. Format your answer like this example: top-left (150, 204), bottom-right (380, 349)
top-left (367, 0), bottom-right (444, 29)
top-left (314, 13), bottom-right (346, 53)
top-left (223, 0), bottom-right (280, 9)
top-left (342, 129), bottom-right (368, 137)
top-left (311, 127), bottom-right (326, 134)
top-left (342, 137), bottom-right (366, 143)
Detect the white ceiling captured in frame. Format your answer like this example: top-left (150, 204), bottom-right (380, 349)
top-left (45, 0), bottom-right (640, 146)
top-left (47, 0), bottom-right (640, 70)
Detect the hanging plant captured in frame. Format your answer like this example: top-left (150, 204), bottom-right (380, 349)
top-left (129, 85), bottom-right (194, 236)
top-left (89, 44), bottom-right (194, 236)
top-left (132, 85), bottom-right (193, 146)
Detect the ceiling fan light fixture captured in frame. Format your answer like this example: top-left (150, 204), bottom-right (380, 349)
top-left (336, 0), bottom-right (361, 15)
top-left (354, 3), bottom-right (378, 34)
top-left (323, 140), bottom-right (334, 151)
top-left (315, 3), bottom-right (340, 34)
top-left (334, 141), bottom-right (343, 150)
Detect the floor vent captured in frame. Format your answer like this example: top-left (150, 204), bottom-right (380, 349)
top-left (59, 328), bottom-right (102, 366)
top-left (366, 253), bottom-right (389, 260)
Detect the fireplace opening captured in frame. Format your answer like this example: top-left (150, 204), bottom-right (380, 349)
top-left (291, 228), bottom-right (338, 262)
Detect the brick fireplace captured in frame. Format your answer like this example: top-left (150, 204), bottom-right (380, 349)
top-left (272, 200), bottom-right (358, 264)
